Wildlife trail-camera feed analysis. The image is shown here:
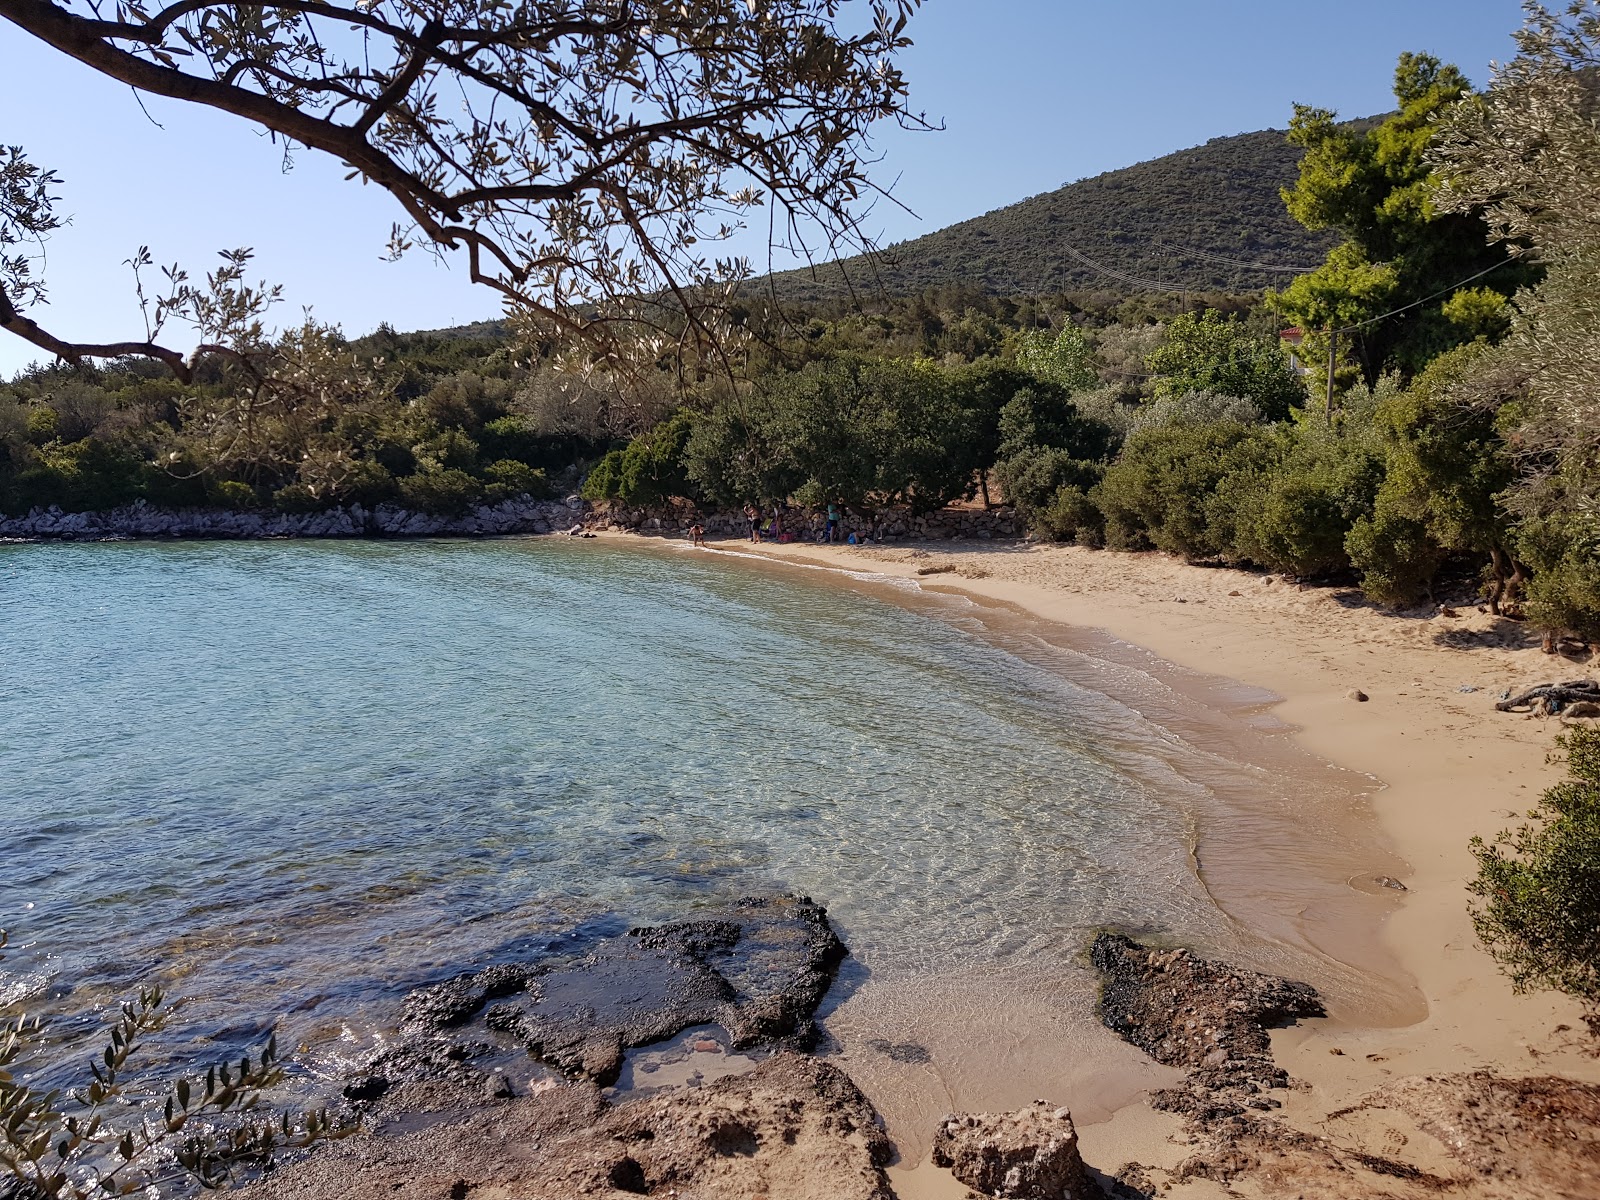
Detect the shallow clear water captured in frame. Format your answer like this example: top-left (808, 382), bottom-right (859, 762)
top-left (0, 537), bottom-right (1413, 1128)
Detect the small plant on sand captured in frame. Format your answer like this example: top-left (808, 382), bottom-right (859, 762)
top-left (1469, 726), bottom-right (1600, 1024)
top-left (0, 931), bottom-right (349, 1197)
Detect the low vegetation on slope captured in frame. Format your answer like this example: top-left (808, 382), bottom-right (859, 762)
top-left (766, 129), bottom-right (1341, 301)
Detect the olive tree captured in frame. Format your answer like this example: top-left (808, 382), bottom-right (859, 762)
top-left (0, 0), bottom-right (926, 376)
top-left (1431, 1), bottom-right (1600, 638)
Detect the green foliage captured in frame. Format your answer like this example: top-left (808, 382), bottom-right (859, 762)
top-left (1341, 344), bottom-right (1515, 605)
top-left (1145, 311), bottom-right (1306, 420)
top-left (581, 411), bottom-right (697, 508)
top-left (208, 479), bottom-right (258, 511)
top-left (1229, 423), bottom-right (1385, 577)
top-left (1345, 497), bottom-right (1446, 606)
top-left (1032, 484), bottom-right (1105, 547)
top-left (1273, 51), bottom-right (1529, 382)
top-left (4, 438), bottom-right (145, 515)
top-left (0, 931), bottom-right (349, 1197)
top-left (1094, 420), bottom-right (1278, 557)
top-left (482, 459), bottom-right (549, 504)
top-left (1014, 326), bottom-right (1098, 393)
top-left (686, 356), bottom-right (981, 515)
top-left (1429, 3), bottom-right (1600, 638)
top-left (1518, 516), bottom-right (1600, 641)
top-left (398, 468), bottom-right (483, 516)
top-left (1469, 727), bottom-right (1600, 1014)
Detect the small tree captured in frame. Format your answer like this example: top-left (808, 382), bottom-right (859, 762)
top-left (1145, 311), bottom-right (1306, 421)
top-left (1469, 726), bottom-right (1600, 1024)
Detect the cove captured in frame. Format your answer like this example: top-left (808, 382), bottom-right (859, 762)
top-left (0, 536), bottom-right (1417, 1156)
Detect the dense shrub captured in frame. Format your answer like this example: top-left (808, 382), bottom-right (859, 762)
top-left (209, 479), bottom-right (259, 510)
top-left (1145, 311), bottom-right (1307, 420)
top-left (482, 458), bottom-right (549, 503)
top-left (1228, 425), bottom-right (1385, 577)
top-left (1469, 726), bottom-right (1600, 1017)
top-left (582, 411), bottom-right (697, 508)
top-left (1094, 421), bottom-right (1277, 557)
top-left (4, 438), bottom-right (145, 514)
top-left (1032, 485), bottom-right (1105, 546)
top-left (1517, 516), bottom-right (1600, 641)
top-left (398, 468), bottom-right (483, 516)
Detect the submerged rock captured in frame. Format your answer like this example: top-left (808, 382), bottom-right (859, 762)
top-left (931, 1100), bottom-right (1097, 1199)
top-left (393, 895), bottom-right (845, 1087)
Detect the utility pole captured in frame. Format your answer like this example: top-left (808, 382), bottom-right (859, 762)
top-left (1324, 329), bottom-right (1338, 424)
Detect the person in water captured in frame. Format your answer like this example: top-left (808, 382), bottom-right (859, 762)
top-left (690, 522), bottom-right (706, 546)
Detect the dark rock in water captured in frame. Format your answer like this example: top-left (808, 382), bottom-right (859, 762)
top-left (341, 1074), bottom-right (391, 1104)
top-left (866, 1038), bottom-right (932, 1064)
top-left (1090, 932), bottom-right (1322, 1087)
top-left (932, 1100), bottom-right (1098, 1199)
top-left (395, 895), bottom-right (845, 1087)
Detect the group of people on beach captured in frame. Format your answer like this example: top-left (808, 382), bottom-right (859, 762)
top-left (684, 503), bottom-right (870, 548)
top-left (734, 502), bottom-right (866, 546)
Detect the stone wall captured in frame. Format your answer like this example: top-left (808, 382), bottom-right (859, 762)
top-left (0, 495), bottom-right (587, 541)
top-left (595, 502), bottom-right (1022, 542)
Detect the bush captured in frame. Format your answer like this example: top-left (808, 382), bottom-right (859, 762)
top-left (581, 411), bottom-right (697, 508)
top-left (1145, 310), bottom-right (1307, 421)
top-left (482, 458), bottom-right (549, 503)
top-left (399, 467), bottom-right (483, 516)
top-left (1033, 485), bottom-right (1105, 546)
top-left (1518, 516), bottom-right (1600, 640)
top-left (5, 438), bottom-right (145, 514)
top-left (1469, 726), bottom-right (1600, 1018)
top-left (1345, 496), bottom-right (1447, 606)
top-left (1228, 427), bottom-right (1385, 577)
top-left (1094, 421), bottom-right (1276, 557)
top-left (208, 479), bottom-right (259, 510)
top-left (273, 482), bottom-right (328, 514)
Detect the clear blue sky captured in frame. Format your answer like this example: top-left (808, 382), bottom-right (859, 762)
top-left (0, 1), bottom-right (1527, 376)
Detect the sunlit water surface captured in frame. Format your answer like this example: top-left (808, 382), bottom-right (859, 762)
top-left (0, 537), bottom-right (1417, 1157)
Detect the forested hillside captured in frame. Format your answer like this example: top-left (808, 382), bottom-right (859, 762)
top-left (766, 129), bottom-right (1343, 301)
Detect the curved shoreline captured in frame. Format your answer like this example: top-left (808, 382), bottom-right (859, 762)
top-left (659, 532), bottom-right (1600, 1193)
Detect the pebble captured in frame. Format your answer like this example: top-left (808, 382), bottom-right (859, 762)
top-left (692, 1039), bottom-right (721, 1054)
top-left (1347, 689), bottom-right (1369, 702)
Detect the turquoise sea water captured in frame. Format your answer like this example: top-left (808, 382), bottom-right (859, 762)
top-left (0, 537), bottom-right (1410, 1108)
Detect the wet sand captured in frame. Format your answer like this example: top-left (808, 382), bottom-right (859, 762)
top-left (658, 533), bottom-right (1600, 1195)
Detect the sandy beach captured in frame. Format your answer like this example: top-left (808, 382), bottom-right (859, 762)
top-left (677, 533), bottom-right (1600, 1196)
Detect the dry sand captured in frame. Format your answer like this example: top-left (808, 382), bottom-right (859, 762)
top-left (680, 534), bottom-right (1600, 1196)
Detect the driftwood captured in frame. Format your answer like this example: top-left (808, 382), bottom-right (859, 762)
top-left (1496, 679), bottom-right (1600, 714)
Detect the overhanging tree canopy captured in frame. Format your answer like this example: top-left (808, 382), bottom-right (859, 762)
top-left (0, 0), bottom-right (924, 377)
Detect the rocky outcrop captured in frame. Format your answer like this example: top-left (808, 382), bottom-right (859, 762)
top-left (239, 1052), bottom-right (895, 1200)
top-left (931, 1100), bottom-right (1097, 1199)
top-left (375, 895), bottom-right (846, 1091)
top-left (0, 495), bottom-right (583, 540)
top-left (1091, 932), bottom-right (1323, 1120)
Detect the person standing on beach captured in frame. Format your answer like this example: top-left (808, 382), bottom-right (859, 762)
top-left (826, 502), bottom-right (840, 543)
top-left (690, 522), bottom-right (706, 547)
top-left (746, 503), bottom-right (761, 543)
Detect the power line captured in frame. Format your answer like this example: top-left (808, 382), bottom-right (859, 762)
top-left (1061, 244), bottom-right (1190, 292)
top-left (1327, 250), bottom-right (1528, 335)
top-left (1162, 244), bottom-right (1319, 274)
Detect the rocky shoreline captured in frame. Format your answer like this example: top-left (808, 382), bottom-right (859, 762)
top-left (235, 906), bottom-right (1600, 1200)
top-left (0, 495), bottom-right (587, 541)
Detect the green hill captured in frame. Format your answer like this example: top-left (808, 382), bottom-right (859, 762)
top-left (765, 128), bottom-right (1341, 301)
